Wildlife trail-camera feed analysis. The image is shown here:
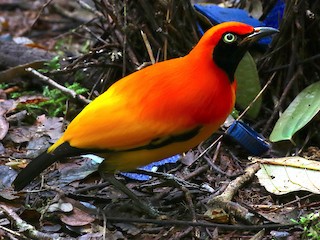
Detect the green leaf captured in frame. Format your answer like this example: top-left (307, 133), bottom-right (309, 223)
top-left (270, 81), bottom-right (320, 142)
top-left (235, 52), bottom-right (261, 119)
top-left (39, 56), bottom-right (61, 73)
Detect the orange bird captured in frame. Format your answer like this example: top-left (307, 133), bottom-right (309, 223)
top-left (13, 22), bottom-right (277, 191)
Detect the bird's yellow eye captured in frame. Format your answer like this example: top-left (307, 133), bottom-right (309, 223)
top-left (223, 33), bottom-right (237, 43)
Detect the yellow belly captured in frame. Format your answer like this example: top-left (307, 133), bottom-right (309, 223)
top-left (98, 123), bottom-right (220, 173)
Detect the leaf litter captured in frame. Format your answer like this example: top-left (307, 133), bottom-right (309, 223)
top-left (0, 0), bottom-right (319, 239)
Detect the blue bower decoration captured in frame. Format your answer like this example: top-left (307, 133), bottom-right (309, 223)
top-left (194, 2), bottom-right (284, 45)
top-left (121, 155), bottom-right (180, 181)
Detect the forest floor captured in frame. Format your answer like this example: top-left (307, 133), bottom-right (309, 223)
top-left (0, 1), bottom-right (319, 239)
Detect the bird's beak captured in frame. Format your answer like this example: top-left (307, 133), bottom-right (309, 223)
top-left (240, 26), bottom-right (279, 45)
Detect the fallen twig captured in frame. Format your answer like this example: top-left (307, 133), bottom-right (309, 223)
top-left (25, 67), bottom-right (90, 105)
top-left (0, 204), bottom-right (69, 240)
top-left (103, 215), bottom-right (296, 231)
top-left (207, 163), bottom-right (261, 224)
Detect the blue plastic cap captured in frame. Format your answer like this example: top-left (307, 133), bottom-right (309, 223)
top-left (226, 121), bottom-right (270, 155)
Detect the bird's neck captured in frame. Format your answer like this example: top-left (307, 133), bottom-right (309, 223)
top-left (182, 53), bottom-right (237, 125)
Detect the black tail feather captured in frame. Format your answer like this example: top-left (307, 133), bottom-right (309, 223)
top-left (13, 151), bottom-right (59, 191)
top-left (13, 142), bottom-right (96, 191)
top-left (13, 139), bottom-right (108, 191)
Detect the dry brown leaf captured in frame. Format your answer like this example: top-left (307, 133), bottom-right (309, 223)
top-left (60, 207), bottom-right (95, 227)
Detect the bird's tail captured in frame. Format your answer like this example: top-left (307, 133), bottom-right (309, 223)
top-left (13, 141), bottom-right (89, 191)
top-left (13, 151), bottom-right (58, 191)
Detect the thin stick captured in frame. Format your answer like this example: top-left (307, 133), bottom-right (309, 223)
top-left (0, 225), bottom-right (26, 239)
top-left (0, 204), bottom-right (63, 239)
top-left (194, 135), bottom-right (223, 162)
top-left (103, 215), bottom-right (296, 230)
top-left (77, 0), bottom-right (104, 18)
top-left (262, 67), bottom-right (302, 135)
top-left (26, 67), bottom-right (90, 104)
top-left (122, 0), bottom-right (128, 77)
top-left (141, 30), bottom-right (156, 64)
top-left (30, 0), bottom-right (54, 30)
top-left (237, 72), bottom-right (276, 120)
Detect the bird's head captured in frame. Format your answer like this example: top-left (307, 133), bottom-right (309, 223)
top-left (191, 22), bottom-right (278, 82)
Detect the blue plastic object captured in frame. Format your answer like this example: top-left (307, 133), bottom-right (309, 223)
top-left (83, 153), bottom-right (180, 181)
top-left (121, 155), bottom-right (181, 181)
top-left (194, 4), bottom-right (263, 28)
top-left (194, 4), bottom-right (282, 45)
top-left (263, 0), bottom-right (285, 29)
top-left (227, 121), bottom-right (270, 156)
